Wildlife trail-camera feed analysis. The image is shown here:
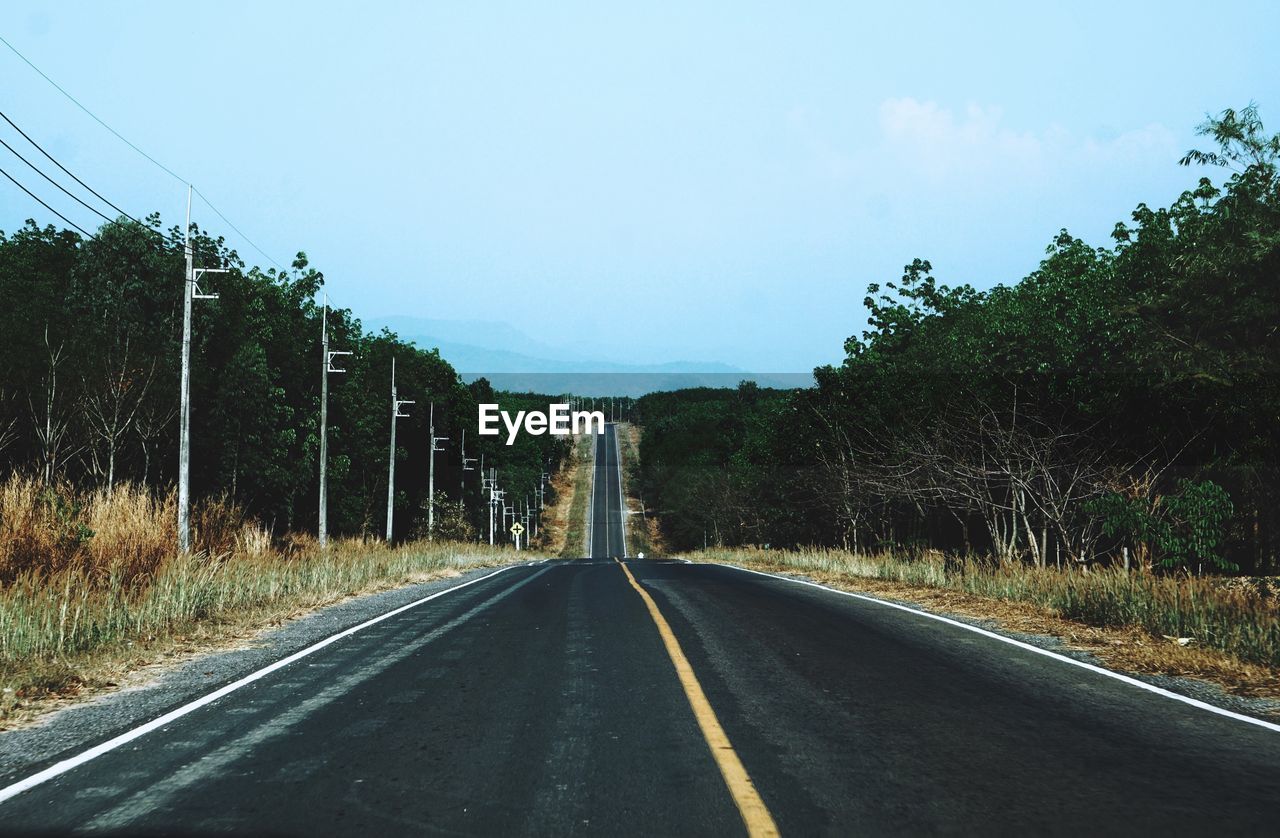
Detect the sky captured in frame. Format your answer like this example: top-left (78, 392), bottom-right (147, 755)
top-left (2, 1), bottom-right (1278, 372)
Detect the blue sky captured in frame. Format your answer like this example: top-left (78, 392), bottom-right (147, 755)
top-left (2, 1), bottom-right (1278, 371)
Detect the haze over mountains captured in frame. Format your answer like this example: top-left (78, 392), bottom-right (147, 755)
top-left (369, 315), bottom-right (810, 396)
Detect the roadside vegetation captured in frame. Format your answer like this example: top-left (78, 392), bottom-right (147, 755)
top-left (637, 107), bottom-right (1280, 700)
top-left (533, 431), bottom-right (587, 555)
top-left (0, 148), bottom-right (574, 723)
top-left (617, 423), bottom-right (661, 556)
top-left (0, 475), bottom-right (536, 725)
top-left (637, 108), bottom-right (1280, 577)
top-left (558, 433), bottom-right (594, 557)
top-left (0, 222), bottom-right (568, 544)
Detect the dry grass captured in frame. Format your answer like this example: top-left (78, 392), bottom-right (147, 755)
top-left (0, 475), bottom-right (535, 726)
top-left (616, 423), bottom-right (663, 556)
top-left (690, 546), bottom-right (1280, 704)
top-left (536, 433), bottom-right (585, 556)
top-left (559, 433), bottom-right (594, 558)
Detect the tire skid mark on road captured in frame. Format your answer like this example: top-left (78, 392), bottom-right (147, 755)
top-left (80, 565), bottom-right (552, 831)
top-left (527, 570), bottom-right (600, 832)
top-left (0, 564), bottom-right (540, 812)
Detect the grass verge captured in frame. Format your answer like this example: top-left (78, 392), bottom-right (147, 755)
top-left (616, 423), bottom-right (662, 557)
top-left (536, 432), bottom-right (585, 556)
top-left (688, 547), bottom-right (1280, 705)
top-left (559, 433), bottom-right (594, 558)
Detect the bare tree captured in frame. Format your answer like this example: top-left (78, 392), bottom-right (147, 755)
top-left (0, 386), bottom-right (18, 462)
top-left (83, 336), bottom-right (157, 490)
top-left (28, 325), bottom-right (83, 482)
top-left (133, 397), bottom-right (177, 486)
top-left (809, 403), bottom-right (890, 553)
top-left (853, 393), bottom-right (1113, 566)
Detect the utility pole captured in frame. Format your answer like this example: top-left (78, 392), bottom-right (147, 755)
top-left (427, 402), bottom-right (449, 540)
top-left (177, 185), bottom-right (225, 554)
top-left (460, 428), bottom-right (477, 501)
top-left (484, 467), bottom-right (500, 546)
top-left (385, 358), bottom-right (414, 541)
top-left (318, 294), bottom-right (351, 549)
top-left (477, 453), bottom-right (486, 543)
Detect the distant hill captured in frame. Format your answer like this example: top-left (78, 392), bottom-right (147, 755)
top-left (366, 315), bottom-right (809, 396)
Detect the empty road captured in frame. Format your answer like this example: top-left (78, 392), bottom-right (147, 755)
top-left (2, 423), bottom-right (1278, 835)
top-left (589, 421), bottom-right (626, 560)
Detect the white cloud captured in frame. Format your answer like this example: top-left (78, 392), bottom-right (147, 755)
top-left (871, 97), bottom-right (1177, 184)
top-left (878, 98), bottom-right (1043, 179)
top-left (1079, 122), bottom-right (1179, 164)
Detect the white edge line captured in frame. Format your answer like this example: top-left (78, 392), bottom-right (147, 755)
top-left (711, 562), bottom-right (1280, 735)
top-left (0, 564), bottom-right (521, 805)
top-left (586, 432), bottom-right (597, 559)
top-left (614, 424), bottom-right (627, 559)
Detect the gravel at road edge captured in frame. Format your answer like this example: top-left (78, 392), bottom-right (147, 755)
top-left (728, 564), bottom-right (1280, 724)
top-left (0, 562), bottom-right (528, 785)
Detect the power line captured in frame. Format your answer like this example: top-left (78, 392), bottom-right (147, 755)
top-left (0, 127), bottom-right (320, 305)
top-left (1, 35), bottom-right (290, 274)
top-left (0, 109), bottom-right (141, 224)
top-left (0, 150), bottom-right (183, 262)
top-left (1, 36), bottom-right (363, 322)
top-left (0, 135), bottom-right (114, 225)
top-left (0, 163), bottom-right (95, 238)
top-left (0, 111), bottom-right (186, 257)
top-left (0, 34), bottom-right (187, 185)
top-left (192, 186), bottom-right (287, 273)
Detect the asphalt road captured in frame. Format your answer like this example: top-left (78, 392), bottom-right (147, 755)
top-left (588, 422), bottom-right (626, 560)
top-left (2, 424), bottom-right (1279, 835)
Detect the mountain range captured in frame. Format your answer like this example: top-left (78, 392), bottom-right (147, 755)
top-left (366, 316), bottom-right (810, 396)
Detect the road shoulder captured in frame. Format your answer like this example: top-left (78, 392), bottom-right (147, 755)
top-left (701, 558), bottom-right (1280, 725)
top-left (0, 562), bottom-right (534, 786)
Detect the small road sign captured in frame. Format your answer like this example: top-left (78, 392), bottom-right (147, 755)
top-left (510, 522), bottom-right (525, 536)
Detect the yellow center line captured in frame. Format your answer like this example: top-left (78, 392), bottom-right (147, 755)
top-left (615, 559), bottom-right (780, 838)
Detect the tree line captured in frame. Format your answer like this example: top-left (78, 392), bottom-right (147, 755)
top-left (0, 214), bottom-right (567, 541)
top-left (635, 107), bottom-right (1280, 574)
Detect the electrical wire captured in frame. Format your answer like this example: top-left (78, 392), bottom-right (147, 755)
top-left (193, 186), bottom-right (288, 272)
top-left (0, 112), bottom-right (184, 256)
top-left (0, 132), bottom-right (342, 319)
top-left (0, 99), bottom-right (294, 275)
top-left (0, 163), bottom-right (95, 238)
top-left (0, 35), bottom-right (290, 274)
top-left (0, 35), bottom-right (356, 314)
top-left (0, 34), bottom-right (186, 185)
top-left (0, 134), bottom-right (114, 225)
top-left (0, 109), bottom-right (141, 224)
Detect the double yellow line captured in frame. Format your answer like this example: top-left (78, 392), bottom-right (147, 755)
top-left (616, 560), bottom-right (780, 837)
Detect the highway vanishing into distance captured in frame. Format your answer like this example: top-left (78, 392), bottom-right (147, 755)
top-left (589, 422), bottom-right (627, 561)
top-left (2, 422), bottom-right (1279, 835)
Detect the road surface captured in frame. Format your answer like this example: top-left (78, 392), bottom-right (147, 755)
top-left (588, 422), bottom-right (627, 560)
top-left (2, 422), bottom-right (1278, 835)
